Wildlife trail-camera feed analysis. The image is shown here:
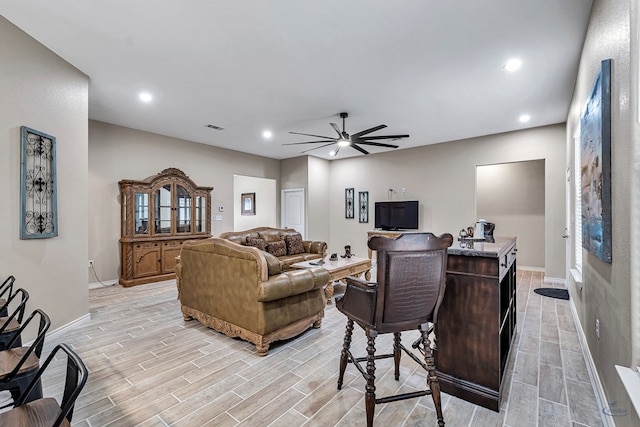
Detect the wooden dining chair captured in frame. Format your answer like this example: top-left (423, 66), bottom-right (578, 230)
top-left (0, 309), bottom-right (51, 404)
top-left (0, 343), bottom-right (88, 427)
top-left (0, 288), bottom-right (30, 350)
top-left (336, 232), bottom-right (453, 427)
top-left (0, 275), bottom-right (16, 318)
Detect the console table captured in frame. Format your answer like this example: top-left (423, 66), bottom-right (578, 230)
top-left (291, 256), bottom-right (371, 304)
top-left (435, 236), bottom-right (518, 411)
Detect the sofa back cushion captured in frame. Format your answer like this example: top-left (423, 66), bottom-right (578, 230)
top-left (266, 240), bottom-right (287, 257)
top-left (285, 234), bottom-right (305, 255)
top-left (258, 229), bottom-right (283, 243)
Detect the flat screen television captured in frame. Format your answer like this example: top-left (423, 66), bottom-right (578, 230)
top-left (374, 200), bottom-right (419, 231)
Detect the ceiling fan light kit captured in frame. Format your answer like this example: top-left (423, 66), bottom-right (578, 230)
top-left (283, 112), bottom-right (409, 156)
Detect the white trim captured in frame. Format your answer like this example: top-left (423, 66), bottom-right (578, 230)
top-left (89, 279), bottom-right (118, 290)
top-left (569, 298), bottom-right (615, 427)
top-left (543, 276), bottom-right (566, 285)
top-left (615, 365), bottom-right (640, 418)
top-left (570, 268), bottom-right (583, 291)
top-left (25, 314), bottom-right (91, 346)
top-left (518, 265), bottom-right (545, 272)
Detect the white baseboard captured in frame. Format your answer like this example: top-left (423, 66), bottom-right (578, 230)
top-left (543, 276), bottom-right (566, 285)
top-left (519, 265), bottom-right (545, 272)
top-left (89, 279), bottom-right (119, 290)
top-left (26, 313), bottom-right (91, 345)
top-left (569, 298), bottom-right (615, 427)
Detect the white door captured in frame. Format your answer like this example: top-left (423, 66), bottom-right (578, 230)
top-left (281, 189), bottom-right (306, 239)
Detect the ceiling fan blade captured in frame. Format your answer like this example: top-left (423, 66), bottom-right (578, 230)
top-left (289, 131), bottom-right (336, 139)
top-left (333, 146), bottom-right (341, 156)
top-left (282, 140), bottom-right (337, 145)
top-left (301, 142), bottom-right (337, 153)
top-left (351, 124), bottom-right (387, 138)
top-left (356, 141), bottom-right (399, 149)
top-left (358, 134), bottom-right (410, 141)
top-left (330, 123), bottom-right (342, 137)
top-left (352, 144), bottom-right (370, 155)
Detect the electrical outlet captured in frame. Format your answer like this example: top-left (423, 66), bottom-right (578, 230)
top-left (88, 260), bottom-right (94, 268)
top-left (595, 318), bottom-right (600, 339)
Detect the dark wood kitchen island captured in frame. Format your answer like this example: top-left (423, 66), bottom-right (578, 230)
top-left (435, 236), bottom-right (518, 412)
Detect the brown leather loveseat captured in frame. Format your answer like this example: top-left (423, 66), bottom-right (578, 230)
top-left (176, 238), bottom-right (329, 356)
top-left (219, 227), bottom-right (326, 270)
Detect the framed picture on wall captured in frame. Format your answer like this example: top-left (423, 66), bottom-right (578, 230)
top-left (20, 126), bottom-right (58, 239)
top-left (241, 192), bottom-right (256, 215)
top-left (359, 191), bottom-right (368, 223)
top-left (345, 188), bottom-right (354, 218)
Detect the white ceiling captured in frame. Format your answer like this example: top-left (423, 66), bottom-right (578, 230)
top-left (1, 1), bottom-right (592, 160)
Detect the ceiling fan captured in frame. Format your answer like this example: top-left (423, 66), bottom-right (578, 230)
top-left (283, 112), bottom-right (409, 156)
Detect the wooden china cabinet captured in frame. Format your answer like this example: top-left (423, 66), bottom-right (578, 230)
top-left (119, 168), bottom-right (213, 287)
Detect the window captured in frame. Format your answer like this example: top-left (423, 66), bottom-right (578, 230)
top-left (574, 132), bottom-right (583, 273)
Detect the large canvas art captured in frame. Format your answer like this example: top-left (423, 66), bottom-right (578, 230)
top-left (580, 59), bottom-right (612, 263)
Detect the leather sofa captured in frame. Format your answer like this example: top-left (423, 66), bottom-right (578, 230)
top-left (219, 227), bottom-right (327, 269)
top-left (176, 238), bottom-right (330, 356)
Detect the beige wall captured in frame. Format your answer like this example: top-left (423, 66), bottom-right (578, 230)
top-left (566, 0), bottom-right (638, 424)
top-left (233, 175), bottom-right (277, 230)
top-left (88, 120), bottom-right (280, 283)
top-left (0, 17), bottom-right (89, 332)
top-left (280, 156), bottom-right (332, 242)
top-left (329, 124), bottom-right (566, 278)
top-left (307, 157), bottom-right (331, 242)
top-left (477, 160), bottom-right (545, 269)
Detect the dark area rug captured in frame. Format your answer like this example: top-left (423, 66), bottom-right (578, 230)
top-left (534, 288), bottom-right (569, 300)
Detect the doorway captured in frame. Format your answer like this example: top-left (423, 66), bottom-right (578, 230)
top-left (476, 160), bottom-right (545, 269)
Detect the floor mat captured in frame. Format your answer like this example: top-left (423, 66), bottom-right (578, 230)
top-left (534, 288), bottom-right (569, 300)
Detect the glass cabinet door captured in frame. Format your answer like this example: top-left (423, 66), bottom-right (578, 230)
top-left (195, 195), bottom-right (206, 232)
top-left (154, 185), bottom-right (172, 234)
top-left (134, 192), bottom-right (149, 235)
top-left (176, 185), bottom-right (192, 233)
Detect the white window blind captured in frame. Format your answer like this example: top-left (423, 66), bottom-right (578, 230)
top-left (574, 134), bottom-right (583, 273)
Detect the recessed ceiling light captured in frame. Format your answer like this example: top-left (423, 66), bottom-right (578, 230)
top-left (503, 58), bottom-right (523, 72)
top-left (519, 114), bottom-right (531, 123)
top-left (262, 130), bottom-right (273, 139)
top-left (329, 150), bottom-right (337, 156)
top-left (139, 92), bottom-right (153, 103)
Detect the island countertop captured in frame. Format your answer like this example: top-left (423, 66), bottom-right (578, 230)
top-left (447, 236), bottom-right (516, 258)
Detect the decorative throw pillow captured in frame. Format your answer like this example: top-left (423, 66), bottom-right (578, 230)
top-left (285, 234), bottom-right (305, 255)
top-left (262, 251), bottom-right (282, 276)
top-left (246, 237), bottom-right (266, 251)
top-left (266, 240), bottom-right (286, 257)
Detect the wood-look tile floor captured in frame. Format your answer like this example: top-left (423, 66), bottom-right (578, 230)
top-left (29, 269), bottom-right (605, 426)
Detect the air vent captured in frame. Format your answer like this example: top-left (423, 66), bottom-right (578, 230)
top-left (205, 124), bottom-right (224, 131)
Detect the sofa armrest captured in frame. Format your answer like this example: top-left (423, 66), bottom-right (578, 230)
top-left (258, 268), bottom-right (330, 302)
top-left (303, 240), bottom-right (327, 256)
